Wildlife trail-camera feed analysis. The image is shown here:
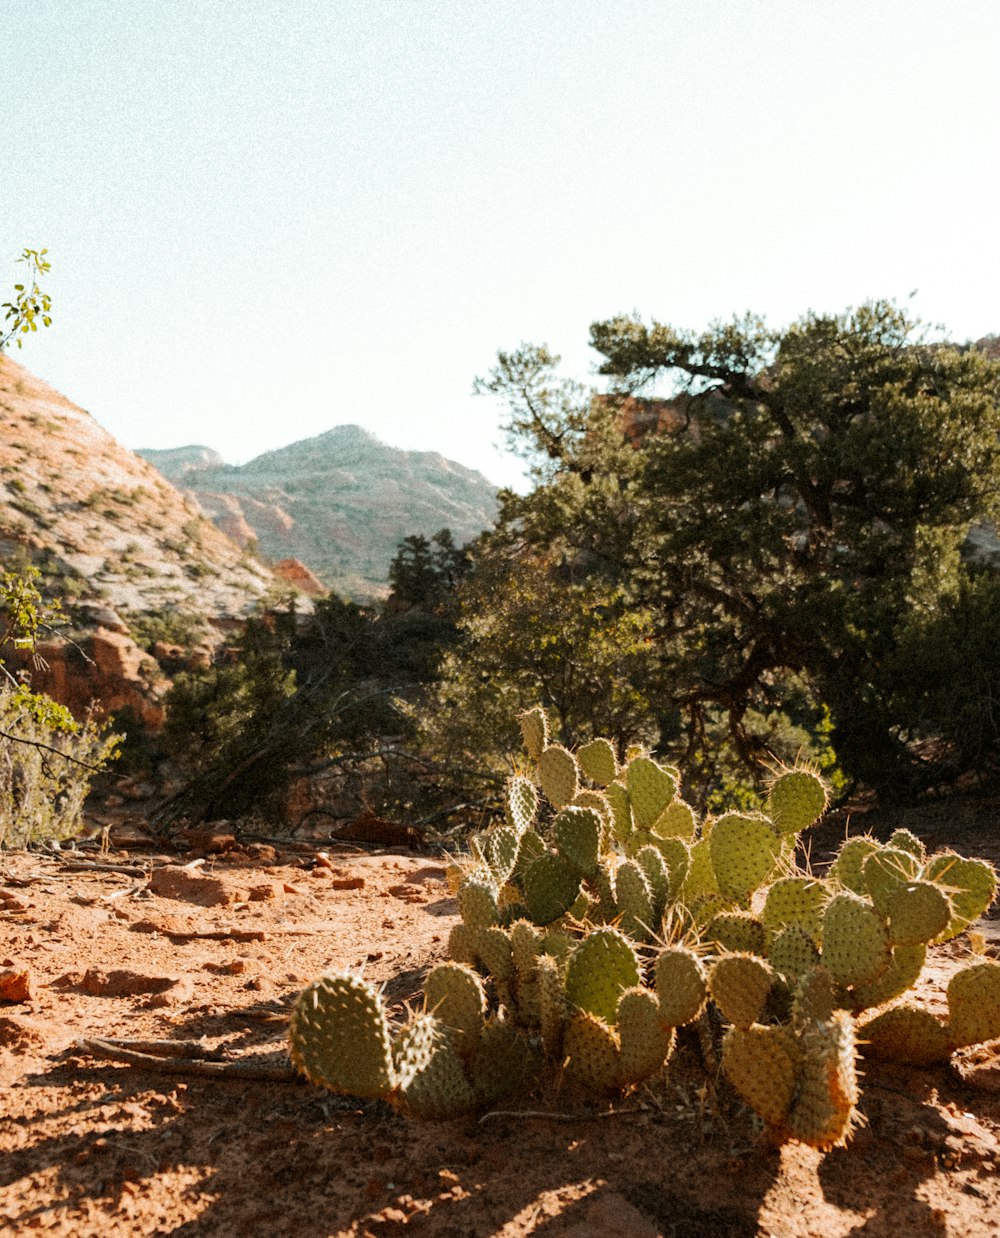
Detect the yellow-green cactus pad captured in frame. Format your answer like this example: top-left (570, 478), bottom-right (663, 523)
top-left (472, 1016), bottom-right (542, 1106)
top-left (787, 1012), bottom-right (860, 1151)
top-left (722, 1024), bottom-right (799, 1129)
top-left (821, 891), bottom-right (890, 988)
top-left (861, 847), bottom-right (921, 915)
top-left (829, 836), bottom-right (881, 895)
top-left (709, 813), bottom-right (782, 903)
top-left (681, 837), bottom-right (721, 901)
top-left (289, 972), bottom-right (396, 1099)
top-left (614, 858), bottom-right (656, 942)
top-left (885, 880), bottom-right (951, 947)
top-left (396, 1014), bottom-right (478, 1120)
top-left (522, 852), bottom-right (582, 926)
top-left (564, 1011), bottom-right (621, 1093)
top-left (651, 798), bottom-right (697, 842)
top-left (848, 943), bottom-right (926, 1013)
top-left (537, 744), bottom-right (579, 809)
top-left (924, 852), bottom-right (998, 943)
top-left (859, 1005), bottom-right (950, 1065)
top-left (553, 805), bottom-right (602, 878)
top-left (709, 954), bottom-right (776, 1029)
top-left (793, 965), bottom-right (837, 1024)
top-left (769, 924), bottom-right (821, 983)
top-left (423, 962), bottom-right (487, 1059)
top-left (448, 922), bottom-right (479, 967)
top-left (634, 845), bottom-right (671, 922)
top-left (762, 877), bottom-right (826, 943)
top-left (536, 953), bottom-right (567, 1059)
top-left (604, 781), bottom-right (633, 842)
top-left (887, 828), bottom-right (926, 863)
top-left (577, 737), bottom-right (618, 787)
top-left (475, 926), bottom-right (515, 982)
top-left (506, 775), bottom-right (539, 835)
top-left (653, 835), bottom-right (691, 900)
top-left (618, 987), bottom-right (674, 1085)
top-left (703, 911), bottom-right (768, 957)
top-left (565, 927), bottom-right (641, 1025)
top-left (483, 825), bottom-right (520, 886)
top-left (511, 828), bottom-right (547, 883)
top-left (457, 876), bottom-right (500, 931)
top-left (766, 767), bottom-right (828, 835)
top-left (625, 756), bottom-right (677, 830)
top-left (947, 960), bottom-right (1000, 1048)
top-left (654, 946), bottom-right (707, 1026)
top-left (518, 707), bottom-right (548, 762)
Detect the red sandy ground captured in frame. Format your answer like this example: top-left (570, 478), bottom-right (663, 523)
top-left (2, 799), bottom-right (1000, 1237)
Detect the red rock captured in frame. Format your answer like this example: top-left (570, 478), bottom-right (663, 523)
top-left (0, 969), bottom-right (32, 1002)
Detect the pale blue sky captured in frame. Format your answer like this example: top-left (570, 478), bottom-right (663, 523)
top-left (3, 1), bottom-right (998, 489)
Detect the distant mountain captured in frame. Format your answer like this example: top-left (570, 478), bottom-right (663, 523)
top-left (139, 425), bottom-right (499, 598)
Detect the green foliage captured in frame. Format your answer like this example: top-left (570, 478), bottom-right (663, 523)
top-left (1, 248), bottom-right (52, 350)
top-left (457, 303), bottom-right (1000, 800)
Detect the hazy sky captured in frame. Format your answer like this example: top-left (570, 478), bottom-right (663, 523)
top-left (3, 1), bottom-right (998, 490)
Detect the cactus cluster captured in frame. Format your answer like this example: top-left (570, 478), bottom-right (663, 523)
top-left (288, 708), bottom-right (1000, 1152)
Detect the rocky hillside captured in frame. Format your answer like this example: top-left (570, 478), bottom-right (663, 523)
top-left (139, 425), bottom-right (499, 598)
top-left (0, 356), bottom-right (282, 724)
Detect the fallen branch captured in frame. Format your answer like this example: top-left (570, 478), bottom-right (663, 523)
top-left (75, 1036), bottom-right (301, 1083)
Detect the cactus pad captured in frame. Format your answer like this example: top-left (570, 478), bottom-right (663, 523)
top-left (457, 876), bottom-right (500, 931)
top-left (885, 880), bottom-right (951, 947)
top-left (423, 963), bottom-right (486, 1058)
top-left (722, 1024), bottom-right (799, 1129)
top-left (553, 805), bottom-right (602, 877)
top-left (522, 852), bottom-right (582, 926)
top-left (395, 1014), bottom-right (477, 1119)
top-left (614, 858), bottom-right (656, 942)
top-left (769, 924), bottom-right (821, 983)
top-left (767, 767), bottom-right (828, 835)
top-left (923, 852), bottom-right (998, 943)
top-left (860, 1005), bottom-right (950, 1065)
top-left (518, 706), bottom-right (548, 761)
top-left (762, 876), bottom-right (826, 942)
top-left (709, 954), bottom-right (776, 1029)
top-left (578, 737), bottom-right (618, 786)
top-left (506, 775), bottom-right (539, 834)
top-left (289, 972), bottom-right (396, 1098)
top-left (537, 744), bottom-right (579, 809)
top-left (625, 756), bottom-right (677, 829)
top-left (829, 836), bottom-right (880, 895)
top-left (787, 1013), bottom-right (859, 1150)
top-left (651, 798), bottom-right (697, 842)
top-left (564, 1011), bottom-right (621, 1093)
top-left (618, 987), bottom-right (674, 1084)
top-left (709, 813), bottom-right (782, 902)
top-left (654, 947), bottom-right (707, 1025)
top-left (565, 927), bottom-right (641, 1025)
top-left (947, 960), bottom-right (1000, 1048)
top-left (821, 891), bottom-right (890, 988)
top-left (704, 911), bottom-right (768, 956)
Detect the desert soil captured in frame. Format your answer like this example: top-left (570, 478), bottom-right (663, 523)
top-left (2, 798), bottom-right (1000, 1238)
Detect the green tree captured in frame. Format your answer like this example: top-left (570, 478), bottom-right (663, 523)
top-left (468, 303), bottom-right (1000, 798)
top-left (1, 248), bottom-right (53, 351)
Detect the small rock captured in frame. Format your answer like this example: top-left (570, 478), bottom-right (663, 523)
top-left (82, 968), bottom-right (190, 998)
top-left (149, 866), bottom-right (239, 907)
top-left (0, 969), bottom-right (32, 1003)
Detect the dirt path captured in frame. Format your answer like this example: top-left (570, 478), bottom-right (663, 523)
top-left (2, 819), bottom-right (1000, 1237)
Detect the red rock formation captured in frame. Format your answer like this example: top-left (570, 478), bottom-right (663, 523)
top-left (272, 558), bottom-right (324, 595)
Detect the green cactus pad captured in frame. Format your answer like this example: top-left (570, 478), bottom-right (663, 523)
top-left (762, 877), bottom-right (826, 943)
top-left (518, 707), bottom-right (548, 762)
top-left (709, 813), bottom-right (782, 903)
top-left (947, 960), bottom-right (1000, 1048)
top-left (787, 1012), bottom-right (859, 1150)
top-left (472, 1016), bottom-right (542, 1105)
top-left (625, 756), bottom-right (677, 829)
top-left (604, 781), bottom-right (633, 842)
top-left (475, 925), bottom-right (515, 982)
top-left (859, 1005), bottom-right (950, 1065)
top-left (506, 775), bottom-right (539, 835)
top-left (536, 953), bottom-right (567, 1059)
top-left (395, 1014), bottom-right (478, 1119)
top-left (654, 836), bottom-right (691, 900)
top-left (553, 805), bottom-right (602, 878)
top-left (635, 845), bottom-right (671, 923)
top-left (861, 847), bottom-right (921, 915)
top-left (829, 836), bottom-right (881, 895)
top-left (709, 954), bottom-right (776, 1029)
top-left (885, 880), bottom-right (951, 947)
top-left (564, 1011), bottom-right (621, 1093)
top-left (565, 927), bottom-right (641, 1025)
top-left (722, 1024), bottom-right (799, 1128)
top-left (448, 922), bottom-right (480, 967)
top-left (537, 744), bottom-right (580, 809)
top-left (704, 911), bottom-right (768, 956)
top-left (769, 924), bottom-right (821, 983)
top-left (654, 947), bottom-right (707, 1026)
top-left (793, 965), bottom-right (837, 1024)
top-left (766, 767), bottom-right (828, 835)
top-left (848, 943), bottom-right (926, 1013)
top-left (614, 858), bottom-right (656, 943)
top-left (923, 852), bottom-right (998, 943)
top-left (887, 828), bottom-right (926, 863)
top-left (681, 837), bottom-right (721, 901)
top-left (522, 852), bottom-right (582, 926)
top-left (457, 876), bottom-right (500, 931)
top-left (821, 891), bottom-right (890, 988)
top-left (423, 963), bottom-right (487, 1059)
top-left (289, 972), bottom-right (396, 1098)
top-left (483, 826), bottom-right (520, 886)
top-left (618, 987), bottom-right (674, 1085)
top-left (509, 919), bottom-right (542, 977)
top-left (650, 797), bottom-right (697, 842)
top-left (511, 828), bottom-right (547, 883)
top-left (578, 737), bottom-right (618, 786)
top-left (572, 789), bottom-right (613, 828)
